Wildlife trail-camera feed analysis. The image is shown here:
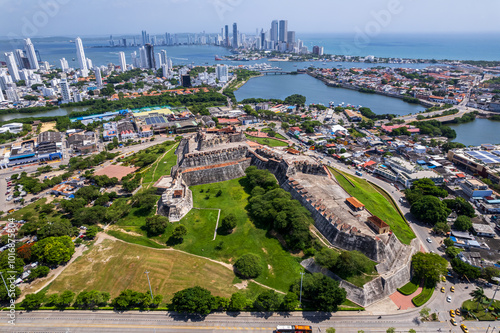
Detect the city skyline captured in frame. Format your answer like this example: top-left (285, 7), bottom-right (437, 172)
top-left (1, 0), bottom-right (499, 38)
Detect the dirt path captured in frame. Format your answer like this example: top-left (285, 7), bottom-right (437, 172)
top-left (141, 143), bottom-right (178, 188)
top-left (17, 243), bottom-right (88, 301)
top-left (103, 231), bottom-right (286, 294)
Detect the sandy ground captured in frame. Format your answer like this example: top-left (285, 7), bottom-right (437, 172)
top-left (39, 122), bottom-right (57, 133)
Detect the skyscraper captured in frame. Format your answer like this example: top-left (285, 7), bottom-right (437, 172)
top-left (75, 37), bottom-right (89, 77)
top-left (4, 52), bottom-right (20, 82)
top-left (260, 29), bottom-right (266, 49)
top-left (145, 44), bottom-right (155, 69)
top-left (86, 58), bottom-right (93, 70)
top-left (160, 50), bottom-right (168, 66)
top-left (60, 58), bottom-right (69, 72)
top-left (224, 25), bottom-right (229, 47)
top-left (119, 52), bottom-right (127, 72)
top-left (24, 38), bottom-right (39, 70)
top-left (232, 23), bottom-right (238, 49)
top-left (279, 20), bottom-right (288, 43)
top-left (94, 66), bottom-right (102, 87)
top-left (141, 30), bottom-right (148, 45)
top-left (0, 86), bottom-right (5, 102)
top-left (60, 75), bottom-right (72, 102)
top-left (14, 49), bottom-right (25, 70)
top-left (270, 20), bottom-right (279, 42)
top-left (287, 31), bottom-right (296, 51)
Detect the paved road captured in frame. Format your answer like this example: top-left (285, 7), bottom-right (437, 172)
top-left (3, 309), bottom-right (499, 332)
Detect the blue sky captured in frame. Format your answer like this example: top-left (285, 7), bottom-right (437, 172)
top-left (1, 0), bottom-right (499, 37)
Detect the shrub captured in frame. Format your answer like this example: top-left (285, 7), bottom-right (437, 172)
top-left (397, 278), bottom-right (419, 296)
top-left (412, 286), bottom-right (434, 307)
top-left (234, 253), bottom-right (262, 279)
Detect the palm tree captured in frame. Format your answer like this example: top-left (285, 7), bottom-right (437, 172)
top-left (470, 287), bottom-right (488, 311)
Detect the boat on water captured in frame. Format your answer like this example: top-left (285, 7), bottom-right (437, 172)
top-left (215, 55), bottom-right (222, 61)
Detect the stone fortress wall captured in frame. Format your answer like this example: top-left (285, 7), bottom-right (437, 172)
top-left (159, 130), bottom-right (416, 306)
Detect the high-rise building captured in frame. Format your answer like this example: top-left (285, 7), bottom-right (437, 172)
top-left (0, 86), bottom-right (4, 102)
top-left (139, 46), bottom-right (147, 68)
top-left (119, 52), bottom-right (127, 72)
top-left (270, 20), bottom-right (279, 42)
top-left (141, 30), bottom-right (148, 45)
top-left (279, 20), bottom-right (288, 43)
top-left (145, 44), bottom-right (155, 69)
top-left (160, 50), bottom-right (168, 70)
top-left (4, 52), bottom-right (20, 82)
top-left (161, 64), bottom-right (169, 78)
top-left (287, 31), bottom-right (296, 51)
top-left (216, 64), bottom-right (228, 82)
top-left (6, 87), bottom-right (19, 102)
top-left (224, 25), bottom-right (229, 47)
top-left (86, 58), bottom-right (93, 70)
top-left (260, 29), bottom-right (266, 49)
top-left (24, 38), bottom-right (39, 70)
top-left (94, 66), bottom-right (102, 87)
top-left (60, 75), bottom-right (72, 102)
top-left (75, 37), bottom-right (89, 77)
top-left (232, 23), bottom-right (238, 49)
top-left (154, 52), bottom-right (162, 70)
top-left (0, 74), bottom-right (13, 90)
top-left (312, 45), bottom-right (324, 56)
top-left (122, 38), bottom-right (127, 47)
top-left (60, 58), bottom-right (69, 72)
top-left (14, 49), bottom-right (25, 70)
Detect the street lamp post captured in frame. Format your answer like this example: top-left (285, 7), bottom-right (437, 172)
top-left (145, 271), bottom-right (154, 302)
top-left (486, 277), bottom-right (500, 312)
top-left (299, 271), bottom-right (305, 308)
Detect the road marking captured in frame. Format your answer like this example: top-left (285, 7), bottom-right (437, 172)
top-left (0, 322), bottom-right (273, 331)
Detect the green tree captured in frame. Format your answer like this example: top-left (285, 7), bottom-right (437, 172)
top-left (85, 226), bottom-right (99, 239)
top-left (484, 267), bottom-right (500, 281)
top-left (443, 237), bottom-right (454, 248)
top-left (410, 195), bottom-right (450, 225)
top-left (419, 306), bottom-right (430, 319)
top-left (170, 286), bottom-right (215, 315)
top-left (291, 273), bottom-right (346, 311)
top-left (387, 328), bottom-right (395, 333)
top-left (409, 329), bottom-right (416, 333)
top-left (145, 215), bottom-right (168, 236)
top-left (454, 215), bottom-right (472, 231)
top-left (470, 287), bottom-right (488, 311)
top-left (326, 329), bottom-right (336, 333)
top-left (28, 265), bottom-right (50, 280)
top-left (315, 248), bottom-right (339, 270)
top-left (254, 290), bottom-right (281, 312)
top-left (281, 292), bottom-right (299, 310)
top-left (451, 257), bottom-right (481, 279)
top-left (220, 214), bottom-right (237, 234)
top-left (40, 203), bottom-right (55, 214)
top-left (75, 186), bottom-right (101, 203)
top-left (21, 293), bottom-right (45, 310)
top-left (32, 236), bottom-right (75, 266)
top-left (55, 290), bottom-right (75, 308)
top-left (229, 293), bottom-right (248, 311)
top-left (411, 252), bottom-right (448, 286)
top-left (234, 253), bottom-right (262, 279)
top-left (73, 290), bottom-right (110, 309)
top-left (171, 225), bottom-right (187, 242)
top-left (433, 222), bottom-right (451, 235)
top-left (284, 94), bottom-right (306, 106)
top-left (37, 220), bottom-right (75, 239)
top-left (445, 246), bottom-right (462, 259)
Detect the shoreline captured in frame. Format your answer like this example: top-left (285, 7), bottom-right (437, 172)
top-left (306, 71), bottom-right (434, 108)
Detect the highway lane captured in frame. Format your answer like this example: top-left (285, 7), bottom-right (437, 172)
top-left (2, 310), bottom-right (497, 332)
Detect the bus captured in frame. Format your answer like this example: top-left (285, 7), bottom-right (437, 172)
top-left (276, 325), bottom-right (313, 333)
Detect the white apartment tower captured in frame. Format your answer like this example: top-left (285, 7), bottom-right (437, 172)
top-left (75, 37), bottom-right (89, 77)
top-left (60, 58), bottom-right (69, 72)
top-left (24, 38), bottom-right (39, 70)
top-left (119, 51), bottom-right (127, 72)
top-left (216, 64), bottom-right (228, 82)
top-left (4, 52), bottom-right (20, 82)
top-left (94, 66), bottom-right (102, 87)
top-left (60, 75), bottom-right (72, 102)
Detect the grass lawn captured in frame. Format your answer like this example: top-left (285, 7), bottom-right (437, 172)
top-left (141, 142), bottom-right (178, 185)
top-left (462, 299), bottom-right (500, 321)
top-left (397, 277), bottom-right (420, 295)
top-left (245, 134), bottom-right (289, 147)
top-left (5, 197), bottom-right (72, 226)
top-left (338, 262), bottom-right (378, 288)
top-left (114, 177), bottom-right (304, 293)
top-left (45, 238), bottom-right (240, 302)
top-left (412, 286), bottom-right (434, 307)
top-left (260, 128), bottom-right (287, 140)
top-left (329, 167), bottom-right (415, 245)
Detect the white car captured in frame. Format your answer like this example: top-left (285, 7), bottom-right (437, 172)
top-left (426, 238), bottom-right (432, 243)
top-left (446, 296), bottom-right (452, 303)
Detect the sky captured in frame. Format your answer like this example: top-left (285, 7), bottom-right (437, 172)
top-left (0, 0), bottom-right (499, 38)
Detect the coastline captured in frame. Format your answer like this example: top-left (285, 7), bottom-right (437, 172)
top-left (306, 71), bottom-right (434, 108)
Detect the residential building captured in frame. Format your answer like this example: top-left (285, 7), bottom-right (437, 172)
top-left (312, 45), bottom-right (324, 56)
top-left (4, 52), bottom-right (20, 82)
top-left (216, 64), bottom-right (228, 82)
top-left (145, 44), bottom-right (155, 69)
top-left (60, 58), bottom-right (69, 72)
top-left (232, 23), bottom-right (238, 48)
top-left (5, 87), bottom-right (19, 102)
top-left (24, 38), bottom-right (39, 70)
top-left (60, 76), bottom-right (72, 103)
top-left (94, 66), bottom-right (102, 87)
top-left (75, 37), bottom-right (89, 77)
